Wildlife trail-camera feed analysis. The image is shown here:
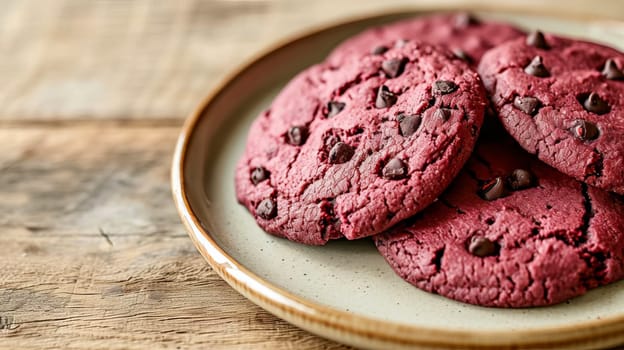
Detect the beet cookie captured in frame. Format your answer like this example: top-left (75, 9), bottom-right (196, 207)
top-left (374, 136), bottom-right (624, 307)
top-left (235, 42), bottom-right (487, 245)
top-left (479, 31), bottom-right (624, 194)
top-left (327, 13), bottom-right (524, 67)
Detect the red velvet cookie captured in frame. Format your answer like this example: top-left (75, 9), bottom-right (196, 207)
top-left (479, 31), bottom-right (624, 194)
top-left (235, 42), bottom-right (487, 245)
top-left (374, 135), bottom-right (624, 307)
top-left (328, 13), bottom-right (524, 67)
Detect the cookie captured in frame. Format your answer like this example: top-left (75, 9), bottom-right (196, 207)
top-left (478, 31), bottom-right (624, 194)
top-left (327, 13), bottom-right (524, 67)
top-left (374, 136), bottom-right (624, 307)
top-left (235, 42), bottom-right (487, 245)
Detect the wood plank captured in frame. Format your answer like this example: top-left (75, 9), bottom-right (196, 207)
top-left (0, 126), bottom-right (351, 349)
top-left (0, 0), bottom-right (621, 123)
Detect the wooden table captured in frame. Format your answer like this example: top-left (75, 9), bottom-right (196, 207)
top-left (2, 1), bottom-right (623, 349)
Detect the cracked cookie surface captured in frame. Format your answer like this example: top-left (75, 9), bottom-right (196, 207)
top-left (374, 135), bottom-right (624, 307)
top-left (327, 13), bottom-right (524, 67)
top-left (478, 32), bottom-right (624, 194)
top-left (235, 42), bottom-right (487, 245)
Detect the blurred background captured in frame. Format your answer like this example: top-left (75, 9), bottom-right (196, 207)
top-left (1, 1), bottom-right (623, 349)
top-left (2, 0), bottom-right (622, 123)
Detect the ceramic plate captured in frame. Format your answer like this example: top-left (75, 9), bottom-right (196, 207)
top-left (172, 6), bottom-right (624, 349)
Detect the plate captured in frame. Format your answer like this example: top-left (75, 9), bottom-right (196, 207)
top-left (172, 7), bottom-right (624, 350)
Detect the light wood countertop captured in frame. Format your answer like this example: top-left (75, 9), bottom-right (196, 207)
top-left (2, 1), bottom-right (622, 349)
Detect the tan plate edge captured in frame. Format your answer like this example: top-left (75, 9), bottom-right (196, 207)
top-left (172, 4), bottom-right (624, 349)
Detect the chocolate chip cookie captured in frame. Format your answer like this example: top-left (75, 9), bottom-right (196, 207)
top-left (328, 13), bottom-right (524, 67)
top-left (374, 135), bottom-right (624, 307)
top-left (479, 31), bottom-right (624, 194)
top-left (235, 42), bottom-right (487, 244)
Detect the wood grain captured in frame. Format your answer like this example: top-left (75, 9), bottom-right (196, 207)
top-left (0, 0), bottom-right (622, 123)
top-left (0, 126), bottom-right (351, 349)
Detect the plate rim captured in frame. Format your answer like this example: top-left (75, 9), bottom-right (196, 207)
top-left (171, 5), bottom-right (624, 349)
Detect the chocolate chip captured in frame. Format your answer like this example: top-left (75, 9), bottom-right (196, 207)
top-left (468, 236), bottom-right (497, 257)
top-left (382, 158), bottom-right (408, 180)
top-left (454, 13), bottom-right (479, 28)
top-left (582, 92), bottom-right (610, 115)
top-left (382, 58), bottom-right (408, 78)
top-left (398, 114), bottom-right (422, 137)
top-left (328, 142), bottom-right (354, 164)
top-left (571, 119), bottom-right (600, 141)
top-left (375, 85), bottom-right (397, 108)
top-left (513, 96), bottom-right (541, 116)
top-left (507, 169), bottom-right (535, 190)
top-left (526, 30), bottom-right (549, 49)
top-left (602, 59), bottom-right (624, 80)
top-left (452, 48), bottom-right (473, 63)
top-left (434, 108), bottom-right (451, 121)
top-left (524, 56), bottom-right (550, 77)
top-left (371, 45), bottom-right (389, 55)
top-left (287, 126), bottom-right (308, 145)
top-left (479, 177), bottom-right (508, 201)
top-left (256, 199), bottom-right (277, 219)
top-left (432, 80), bottom-right (458, 95)
top-left (327, 101), bottom-right (345, 118)
top-left (250, 167), bottom-right (269, 185)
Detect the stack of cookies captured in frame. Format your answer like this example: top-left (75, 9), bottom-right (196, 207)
top-left (235, 13), bottom-right (624, 307)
